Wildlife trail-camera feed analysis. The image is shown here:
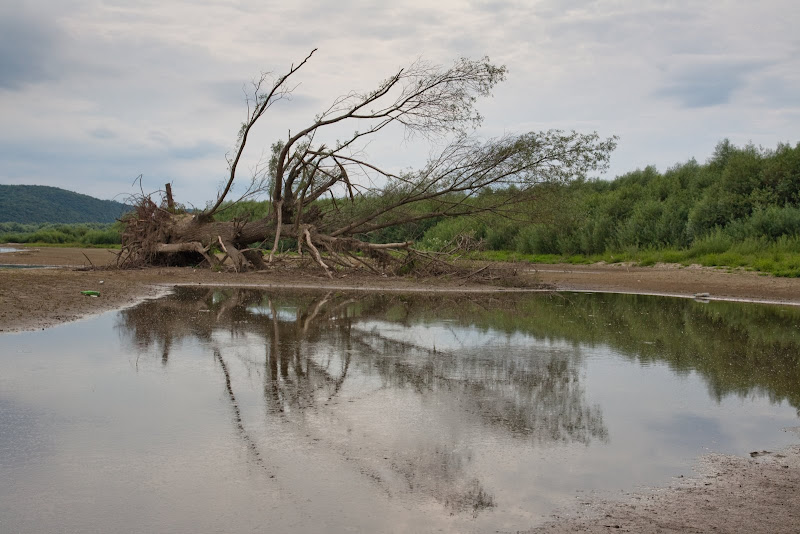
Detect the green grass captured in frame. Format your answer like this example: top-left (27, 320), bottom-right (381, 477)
top-left (466, 235), bottom-right (800, 278)
top-left (0, 222), bottom-right (122, 247)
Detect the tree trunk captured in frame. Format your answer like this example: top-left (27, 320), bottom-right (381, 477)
top-left (165, 183), bottom-right (175, 211)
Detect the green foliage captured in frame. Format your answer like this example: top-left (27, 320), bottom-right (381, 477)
top-left (725, 205), bottom-right (800, 240)
top-left (515, 224), bottom-right (560, 254)
top-left (418, 139), bottom-right (800, 276)
top-left (0, 185), bottom-right (131, 223)
top-left (361, 215), bottom-right (442, 245)
top-left (0, 222), bottom-right (121, 246)
top-left (212, 200), bottom-right (272, 222)
top-left (419, 217), bottom-right (484, 250)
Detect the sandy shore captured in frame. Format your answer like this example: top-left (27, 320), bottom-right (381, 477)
top-left (2, 245), bottom-right (799, 532)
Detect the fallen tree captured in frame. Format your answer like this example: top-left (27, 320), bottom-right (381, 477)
top-left (119, 50), bottom-right (617, 275)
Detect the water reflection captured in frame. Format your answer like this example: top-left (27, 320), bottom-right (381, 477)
top-left (121, 288), bottom-right (800, 418)
top-left (118, 288), bottom-right (609, 515)
top-left (4, 289), bottom-right (799, 532)
top-left (475, 292), bottom-right (800, 413)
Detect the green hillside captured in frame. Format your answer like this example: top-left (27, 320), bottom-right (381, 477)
top-left (0, 185), bottom-right (131, 223)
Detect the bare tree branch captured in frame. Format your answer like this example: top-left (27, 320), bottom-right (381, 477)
top-left (120, 52), bottom-right (617, 276)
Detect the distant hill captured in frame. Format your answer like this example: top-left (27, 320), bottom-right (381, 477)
top-left (0, 185), bottom-right (132, 224)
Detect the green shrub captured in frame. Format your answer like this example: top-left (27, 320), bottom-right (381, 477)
top-left (83, 229), bottom-right (121, 245)
top-left (515, 224), bottom-right (561, 254)
top-left (484, 220), bottom-right (518, 250)
top-left (689, 229), bottom-right (733, 255)
top-left (0, 223), bottom-right (121, 246)
top-left (420, 217), bottom-right (484, 250)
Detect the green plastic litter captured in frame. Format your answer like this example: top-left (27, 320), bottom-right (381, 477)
top-left (81, 290), bottom-right (101, 297)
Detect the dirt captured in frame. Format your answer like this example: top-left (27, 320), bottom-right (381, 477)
top-left (527, 445), bottom-right (800, 534)
top-left (2, 245), bottom-right (799, 533)
top-left (0, 246), bottom-right (548, 332)
top-left (528, 261), bottom-right (800, 306)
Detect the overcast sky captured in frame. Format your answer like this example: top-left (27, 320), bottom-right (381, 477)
top-left (1, 0), bottom-right (798, 207)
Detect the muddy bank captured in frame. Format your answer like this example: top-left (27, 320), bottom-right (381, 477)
top-left (529, 444), bottom-right (800, 533)
top-left (529, 261), bottom-right (800, 306)
top-left (5, 247), bottom-right (800, 334)
top-left (0, 246), bottom-right (542, 332)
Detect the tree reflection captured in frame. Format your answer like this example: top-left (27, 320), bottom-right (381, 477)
top-left (454, 292), bottom-right (800, 413)
top-left (117, 287), bottom-right (609, 515)
top-left (213, 347), bottom-right (271, 473)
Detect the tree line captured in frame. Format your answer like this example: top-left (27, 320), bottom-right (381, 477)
top-left (5, 139), bottom-right (799, 275)
top-left (411, 140), bottom-right (800, 275)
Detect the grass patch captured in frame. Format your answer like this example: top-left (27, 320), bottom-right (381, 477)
top-left (0, 222), bottom-right (121, 247)
top-left (467, 234), bottom-right (800, 278)
top-left (467, 250), bottom-right (591, 264)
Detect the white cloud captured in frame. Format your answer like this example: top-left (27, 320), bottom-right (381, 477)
top-left (0, 0), bottom-right (798, 205)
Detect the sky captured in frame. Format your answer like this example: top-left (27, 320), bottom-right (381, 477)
top-left (1, 0), bottom-right (798, 207)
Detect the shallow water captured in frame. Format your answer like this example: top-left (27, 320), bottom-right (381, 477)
top-left (1, 289), bottom-right (799, 533)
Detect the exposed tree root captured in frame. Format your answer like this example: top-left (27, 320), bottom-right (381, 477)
top-left (116, 190), bottom-right (539, 286)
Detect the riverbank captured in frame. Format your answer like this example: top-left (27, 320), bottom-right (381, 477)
top-left (5, 246), bottom-right (800, 334)
top-left (2, 245), bottom-right (799, 532)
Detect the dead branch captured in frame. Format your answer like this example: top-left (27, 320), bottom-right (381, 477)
top-left (268, 199), bottom-right (283, 263)
top-left (119, 52), bottom-right (616, 277)
top-left (303, 226), bottom-right (332, 278)
top-left (81, 252), bottom-right (96, 270)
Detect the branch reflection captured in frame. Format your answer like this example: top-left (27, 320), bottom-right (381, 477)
top-left (117, 287), bottom-right (609, 515)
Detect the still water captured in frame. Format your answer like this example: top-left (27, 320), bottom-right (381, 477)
top-left (1, 288), bottom-right (799, 533)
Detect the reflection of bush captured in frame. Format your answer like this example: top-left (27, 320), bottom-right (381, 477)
top-left (118, 288), bottom-right (612, 515)
top-left (119, 288), bottom-right (800, 418)
top-left (117, 288), bottom-right (608, 446)
top-left (116, 288), bottom-right (800, 514)
top-left (446, 292), bottom-right (800, 413)
top-left (354, 331), bottom-right (606, 444)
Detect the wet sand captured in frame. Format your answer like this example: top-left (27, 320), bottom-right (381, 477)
top-left (1, 245), bottom-right (799, 532)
